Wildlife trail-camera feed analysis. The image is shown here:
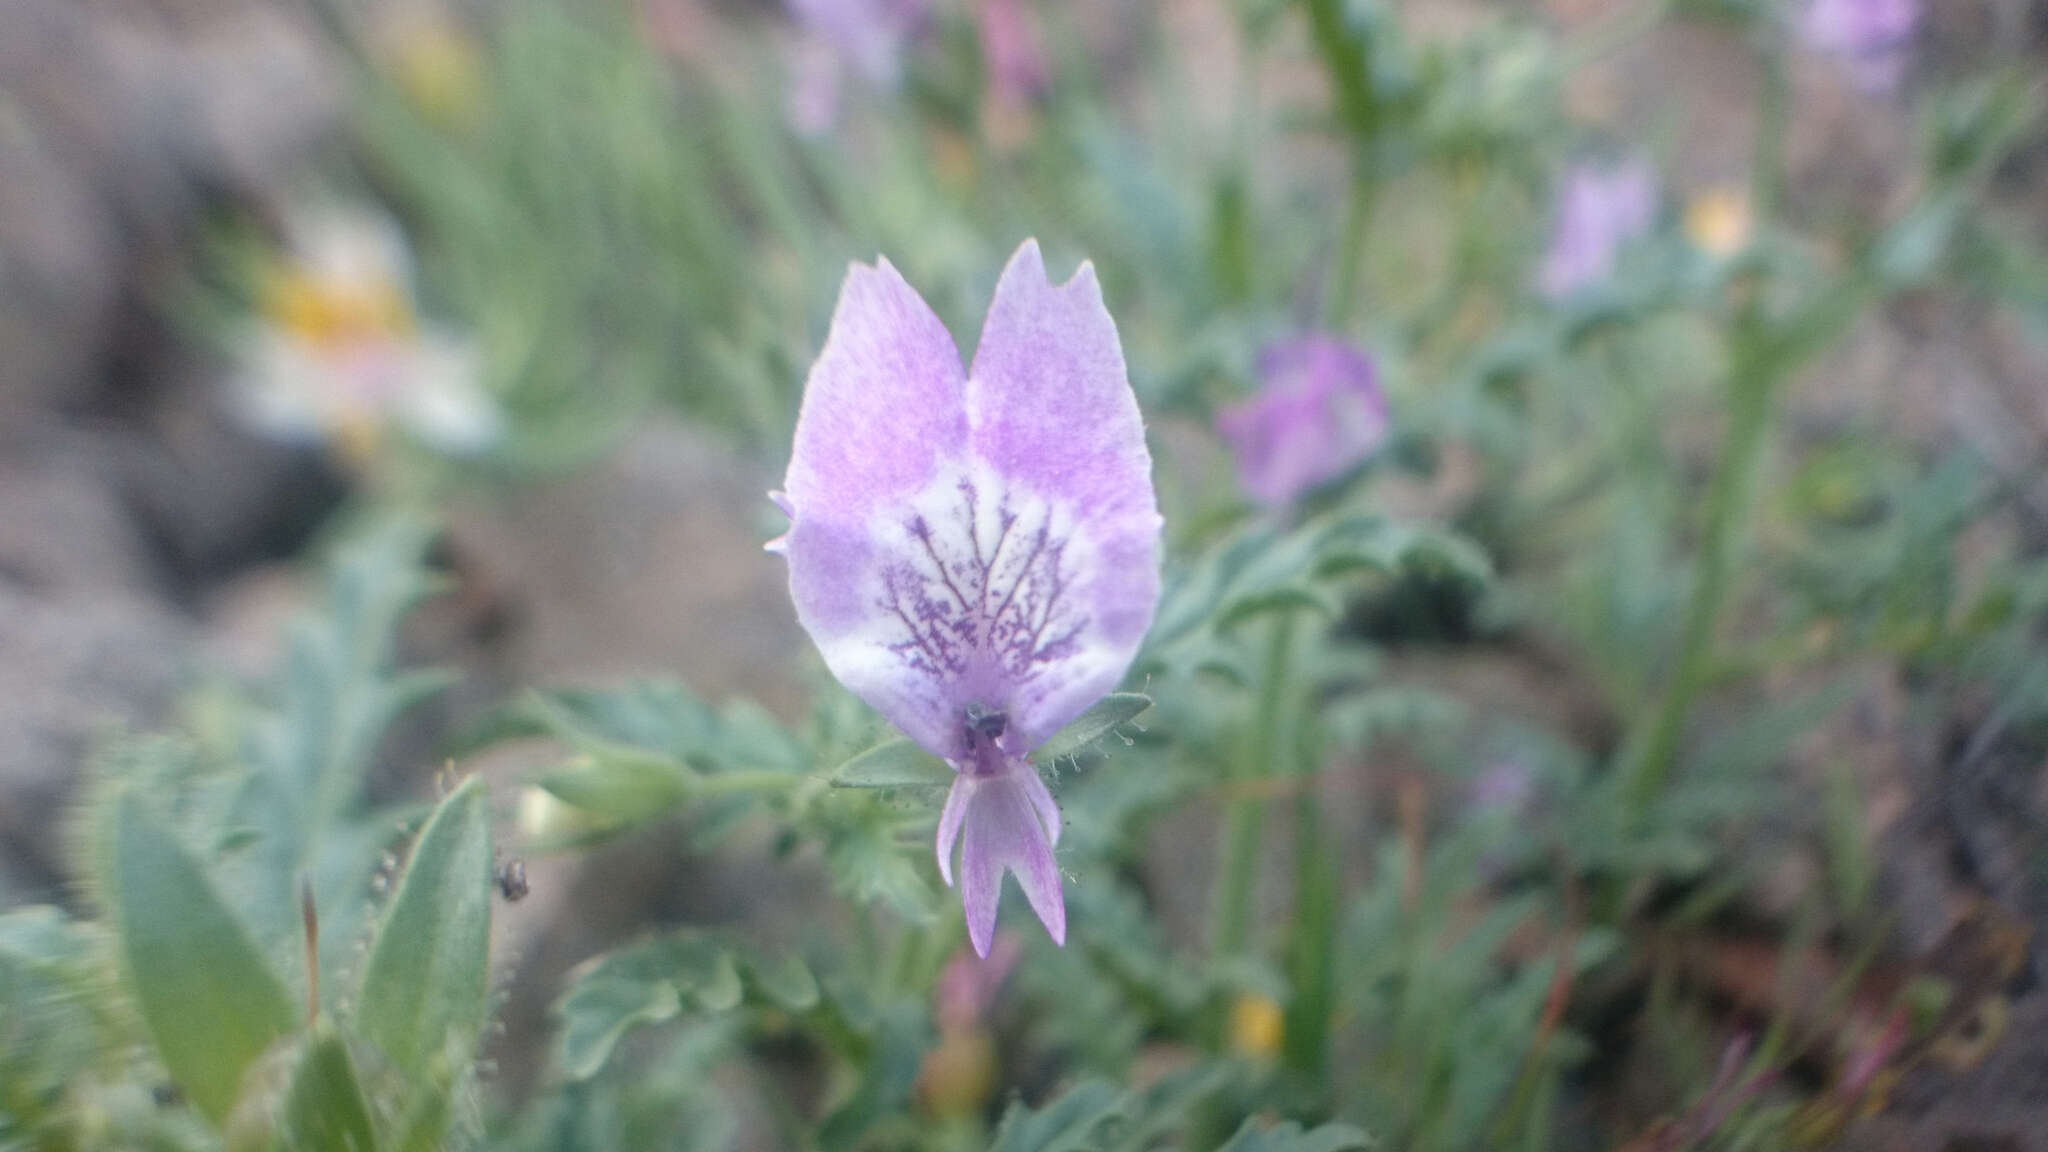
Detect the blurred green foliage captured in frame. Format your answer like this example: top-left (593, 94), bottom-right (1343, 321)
top-left (9, 0), bottom-right (2048, 1148)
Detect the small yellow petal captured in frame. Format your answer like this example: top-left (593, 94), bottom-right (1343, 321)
top-left (1229, 993), bottom-right (1285, 1059)
top-left (260, 267), bottom-right (415, 350)
top-left (1684, 186), bottom-right (1751, 258)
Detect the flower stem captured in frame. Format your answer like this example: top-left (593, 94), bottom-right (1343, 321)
top-left (1329, 175), bottom-right (1374, 326)
top-left (1281, 751), bottom-right (1336, 1087)
top-left (1622, 45), bottom-right (1790, 823)
top-left (1303, 0), bottom-right (1380, 327)
top-left (694, 768), bottom-right (803, 798)
top-left (1211, 611), bottom-right (1301, 965)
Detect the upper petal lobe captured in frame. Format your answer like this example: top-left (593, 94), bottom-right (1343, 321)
top-left (964, 241), bottom-right (1161, 747)
top-left (782, 259), bottom-right (970, 750)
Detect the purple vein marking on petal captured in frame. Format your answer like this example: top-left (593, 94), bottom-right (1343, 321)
top-left (869, 464), bottom-right (1090, 721)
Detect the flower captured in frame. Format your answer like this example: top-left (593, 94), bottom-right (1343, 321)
top-left (1537, 161), bottom-right (1656, 300)
top-left (1800, 0), bottom-right (1917, 93)
top-left (980, 0), bottom-right (1049, 110)
top-left (1216, 335), bottom-right (1388, 508)
top-left (772, 241), bottom-right (1162, 956)
top-left (977, 0), bottom-right (1050, 148)
top-left (785, 0), bottom-right (930, 135)
top-left (1684, 184), bottom-right (1752, 259)
top-left (230, 203), bottom-right (499, 461)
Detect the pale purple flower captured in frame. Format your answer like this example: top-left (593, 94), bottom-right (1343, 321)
top-left (1216, 335), bottom-right (1388, 508)
top-left (1800, 0), bottom-right (1917, 92)
top-left (980, 0), bottom-right (1049, 109)
top-left (772, 241), bottom-right (1162, 956)
top-left (786, 0), bottom-right (930, 134)
top-left (1537, 162), bottom-right (1656, 300)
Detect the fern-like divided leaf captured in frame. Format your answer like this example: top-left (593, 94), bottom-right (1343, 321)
top-left (554, 928), bottom-right (818, 1081)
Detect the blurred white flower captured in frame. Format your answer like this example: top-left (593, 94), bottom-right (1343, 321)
top-left (229, 203), bottom-right (500, 461)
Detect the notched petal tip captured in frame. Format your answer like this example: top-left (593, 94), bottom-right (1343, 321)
top-left (997, 237), bottom-right (1102, 298)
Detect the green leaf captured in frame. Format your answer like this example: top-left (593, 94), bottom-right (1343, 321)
top-left (559, 968), bottom-right (683, 1082)
top-left (520, 682), bottom-right (721, 766)
top-left (1035, 693), bottom-right (1152, 764)
top-left (746, 948), bottom-right (821, 1012)
top-left (816, 996), bottom-right (933, 1149)
top-left (355, 776), bottom-right (494, 1085)
top-left (829, 739), bottom-right (952, 789)
top-left (555, 930), bottom-right (817, 1080)
top-left (390, 1091), bottom-right (453, 1152)
top-left (1216, 1120), bottom-right (1374, 1152)
top-left (110, 793), bottom-right (298, 1124)
top-left (280, 1027), bottom-right (380, 1152)
top-left (0, 907), bottom-right (100, 1127)
top-left (1215, 585), bottom-right (1342, 632)
top-left (823, 814), bottom-right (937, 922)
top-left (988, 1080), bottom-right (1126, 1152)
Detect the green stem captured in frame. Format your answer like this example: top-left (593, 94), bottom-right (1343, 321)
top-left (1302, 0), bottom-right (1379, 326)
top-left (1622, 47), bottom-right (1790, 822)
top-left (1208, 7), bottom-right (1265, 303)
top-left (1281, 749), bottom-right (1336, 1089)
top-left (1625, 321), bottom-right (1777, 820)
top-left (1211, 611), bottom-right (1301, 967)
top-left (694, 769), bottom-right (802, 798)
top-left (1328, 175), bottom-right (1374, 326)
top-left (1302, 0), bottom-right (1376, 141)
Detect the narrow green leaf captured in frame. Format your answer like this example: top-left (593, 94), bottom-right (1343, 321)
top-left (829, 739), bottom-right (952, 789)
top-left (355, 777), bottom-right (494, 1084)
top-left (1035, 693), bottom-right (1152, 764)
top-left (280, 1027), bottom-right (380, 1152)
top-left (111, 793), bottom-right (297, 1124)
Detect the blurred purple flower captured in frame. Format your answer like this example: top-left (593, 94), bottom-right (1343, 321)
top-left (1801, 0), bottom-right (1917, 92)
top-left (771, 241), bottom-right (1162, 956)
top-left (786, 0), bottom-right (931, 134)
top-left (1537, 162), bottom-right (1656, 300)
top-left (1216, 335), bottom-right (1389, 508)
top-left (980, 0), bottom-right (1049, 108)
top-left (937, 932), bottom-right (1020, 1030)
